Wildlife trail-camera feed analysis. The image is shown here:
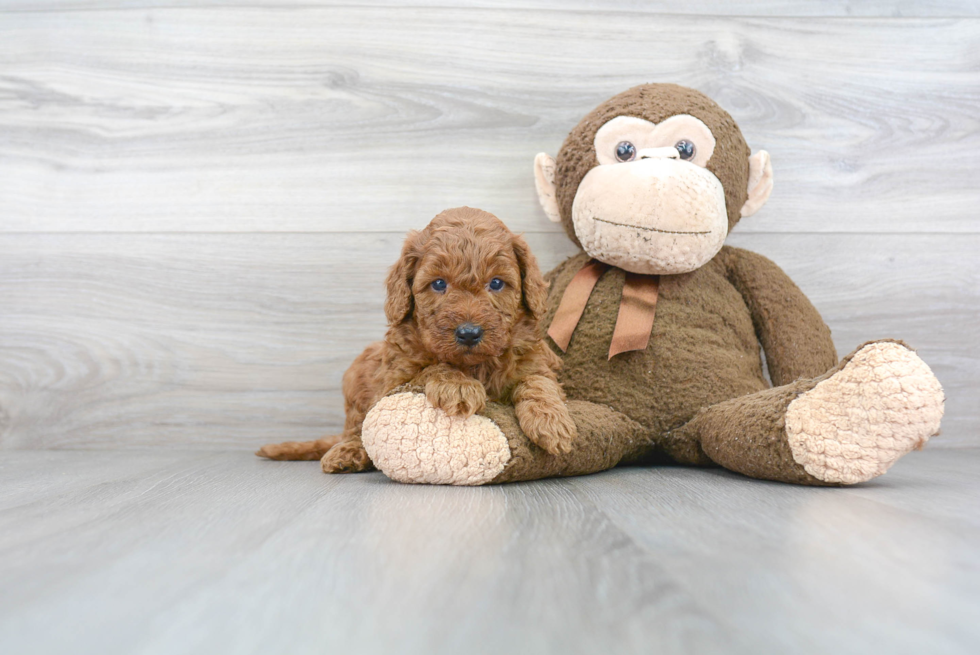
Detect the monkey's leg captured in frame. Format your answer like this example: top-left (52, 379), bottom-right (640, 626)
top-left (670, 340), bottom-right (944, 485)
top-left (360, 387), bottom-right (646, 485)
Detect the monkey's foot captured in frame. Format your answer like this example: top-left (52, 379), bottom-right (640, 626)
top-left (361, 392), bottom-right (511, 485)
top-left (785, 341), bottom-right (944, 485)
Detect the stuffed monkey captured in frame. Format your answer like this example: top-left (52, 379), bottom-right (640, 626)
top-left (361, 83), bottom-right (944, 486)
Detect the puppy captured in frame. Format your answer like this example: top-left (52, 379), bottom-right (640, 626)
top-left (257, 206), bottom-right (577, 473)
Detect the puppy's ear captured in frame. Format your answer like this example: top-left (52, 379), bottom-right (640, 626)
top-left (512, 234), bottom-right (548, 320)
top-left (384, 230), bottom-right (423, 325)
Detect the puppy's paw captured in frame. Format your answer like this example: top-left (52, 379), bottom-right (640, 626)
top-left (424, 377), bottom-right (487, 419)
top-left (320, 440), bottom-right (375, 474)
top-left (516, 398), bottom-right (577, 455)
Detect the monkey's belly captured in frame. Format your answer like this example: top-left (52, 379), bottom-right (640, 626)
top-left (553, 266), bottom-right (768, 437)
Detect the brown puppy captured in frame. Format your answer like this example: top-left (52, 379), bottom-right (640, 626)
top-left (256, 207), bottom-right (577, 473)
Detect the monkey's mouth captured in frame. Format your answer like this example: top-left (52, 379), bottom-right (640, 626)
top-left (592, 216), bottom-right (711, 236)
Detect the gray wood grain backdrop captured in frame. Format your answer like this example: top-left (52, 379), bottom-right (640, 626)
top-left (1, 1), bottom-right (978, 450)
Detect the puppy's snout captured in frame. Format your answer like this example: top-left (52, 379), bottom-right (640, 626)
top-left (454, 323), bottom-right (484, 347)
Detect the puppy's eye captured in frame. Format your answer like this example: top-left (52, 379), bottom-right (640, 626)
top-left (430, 279), bottom-right (447, 293)
top-left (674, 140), bottom-right (696, 161)
top-left (487, 278), bottom-right (505, 292)
top-left (615, 141), bottom-right (636, 162)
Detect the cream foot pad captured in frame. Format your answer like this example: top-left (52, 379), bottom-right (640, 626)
top-left (362, 392), bottom-right (511, 485)
top-left (786, 342), bottom-right (945, 485)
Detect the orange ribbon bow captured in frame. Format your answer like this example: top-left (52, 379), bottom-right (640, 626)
top-left (547, 260), bottom-right (660, 360)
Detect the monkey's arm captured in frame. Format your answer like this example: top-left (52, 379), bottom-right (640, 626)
top-left (720, 246), bottom-right (837, 386)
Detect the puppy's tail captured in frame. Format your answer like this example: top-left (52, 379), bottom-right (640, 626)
top-left (255, 435), bottom-right (342, 461)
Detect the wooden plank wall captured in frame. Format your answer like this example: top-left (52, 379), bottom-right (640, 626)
top-left (1, 2), bottom-right (977, 450)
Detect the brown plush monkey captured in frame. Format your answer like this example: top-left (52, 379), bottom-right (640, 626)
top-left (360, 84), bottom-right (944, 486)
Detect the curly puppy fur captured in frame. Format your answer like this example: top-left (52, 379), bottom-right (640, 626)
top-left (256, 207), bottom-right (576, 472)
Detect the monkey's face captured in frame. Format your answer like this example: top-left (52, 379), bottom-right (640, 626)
top-left (533, 84), bottom-right (774, 277)
top-left (571, 115), bottom-right (728, 275)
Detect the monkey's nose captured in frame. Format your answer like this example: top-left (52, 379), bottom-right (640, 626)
top-left (637, 146), bottom-right (679, 160)
top-left (454, 323), bottom-right (484, 347)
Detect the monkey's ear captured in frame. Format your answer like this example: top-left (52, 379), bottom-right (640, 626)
top-left (740, 150), bottom-right (774, 218)
top-left (534, 153), bottom-right (562, 223)
top-left (384, 231), bottom-right (422, 325)
top-left (512, 234), bottom-right (548, 321)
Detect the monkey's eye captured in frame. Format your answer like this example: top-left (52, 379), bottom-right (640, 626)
top-left (615, 141), bottom-right (636, 162)
top-left (487, 278), bottom-right (505, 292)
top-left (430, 279), bottom-right (447, 293)
top-left (674, 140), bottom-right (696, 161)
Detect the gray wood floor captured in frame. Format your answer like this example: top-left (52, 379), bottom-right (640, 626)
top-left (1, 448), bottom-right (978, 655)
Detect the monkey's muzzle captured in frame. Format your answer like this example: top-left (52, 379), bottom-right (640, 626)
top-left (571, 158), bottom-right (729, 275)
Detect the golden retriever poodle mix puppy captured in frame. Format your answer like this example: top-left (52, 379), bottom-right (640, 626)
top-left (257, 206), bottom-right (576, 473)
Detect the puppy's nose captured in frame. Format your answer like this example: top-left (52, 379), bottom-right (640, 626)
top-left (454, 323), bottom-right (484, 347)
